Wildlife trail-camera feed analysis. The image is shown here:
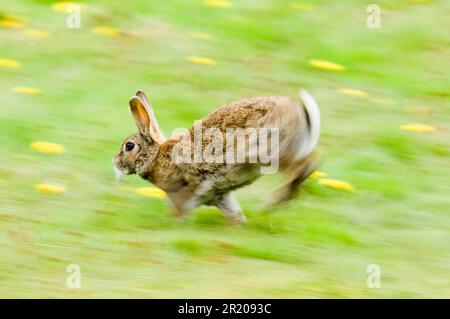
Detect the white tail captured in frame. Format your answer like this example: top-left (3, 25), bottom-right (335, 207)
top-left (296, 89), bottom-right (321, 159)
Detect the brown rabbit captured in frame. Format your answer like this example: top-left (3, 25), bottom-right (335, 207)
top-left (114, 89), bottom-right (320, 223)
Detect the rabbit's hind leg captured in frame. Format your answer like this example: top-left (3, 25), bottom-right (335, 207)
top-left (214, 192), bottom-right (248, 224)
top-left (272, 154), bottom-right (317, 205)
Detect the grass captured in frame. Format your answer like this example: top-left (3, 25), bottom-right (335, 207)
top-left (0, 0), bottom-right (449, 298)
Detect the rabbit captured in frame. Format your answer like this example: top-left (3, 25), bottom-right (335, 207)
top-left (114, 89), bottom-right (320, 223)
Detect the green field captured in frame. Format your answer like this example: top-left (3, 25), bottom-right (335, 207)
top-left (0, 0), bottom-right (449, 298)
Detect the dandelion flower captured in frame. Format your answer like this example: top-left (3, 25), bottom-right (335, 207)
top-left (35, 183), bottom-right (65, 195)
top-left (135, 187), bottom-right (166, 198)
top-left (93, 26), bottom-right (121, 37)
top-left (0, 19), bottom-right (25, 29)
top-left (30, 141), bottom-right (65, 154)
top-left (310, 171), bottom-right (327, 179)
top-left (204, 0), bottom-right (233, 8)
top-left (337, 88), bottom-right (369, 97)
top-left (23, 29), bottom-right (49, 38)
top-left (0, 58), bottom-right (21, 68)
top-left (12, 87), bottom-right (43, 95)
top-left (187, 56), bottom-right (217, 65)
top-left (52, 2), bottom-right (85, 12)
top-left (318, 178), bottom-right (356, 191)
top-left (400, 124), bottom-right (436, 133)
top-left (290, 3), bottom-right (314, 11)
top-left (309, 59), bottom-right (345, 71)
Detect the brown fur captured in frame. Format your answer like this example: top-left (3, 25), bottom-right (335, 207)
top-left (114, 90), bottom-right (320, 223)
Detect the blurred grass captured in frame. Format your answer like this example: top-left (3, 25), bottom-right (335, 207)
top-left (0, 0), bottom-right (449, 298)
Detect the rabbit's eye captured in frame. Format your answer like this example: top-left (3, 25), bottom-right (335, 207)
top-left (125, 142), bottom-right (135, 152)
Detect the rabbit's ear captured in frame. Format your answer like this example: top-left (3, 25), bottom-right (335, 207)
top-left (135, 89), bottom-right (166, 143)
top-left (129, 96), bottom-right (151, 136)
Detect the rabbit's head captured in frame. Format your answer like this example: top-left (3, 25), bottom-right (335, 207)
top-left (114, 90), bottom-right (165, 176)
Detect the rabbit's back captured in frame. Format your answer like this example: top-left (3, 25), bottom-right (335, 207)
top-left (198, 96), bottom-right (301, 130)
top-left (194, 95), bottom-right (306, 166)
top-left (177, 95), bottom-right (308, 201)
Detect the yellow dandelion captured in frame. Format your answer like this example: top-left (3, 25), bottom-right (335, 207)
top-left (52, 2), bottom-right (85, 12)
top-left (30, 141), bottom-right (65, 154)
top-left (318, 178), bottom-right (356, 192)
top-left (93, 26), bottom-right (121, 37)
top-left (23, 29), bottom-right (49, 38)
top-left (337, 88), bottom-right (369, 97)
top-left (400, 124), bottom-right (436, 133)
top-left (187, 56), bottom-right (217, 65)
top-left (12, 87), bottom-right (43, 95)
top-left (309, 59), bottom-right (345, 72)
top-left (0, 19), bottom-right (25, 29)
top-left (204, 0), bottom-right (233, 8)
top-left (3, 14), bottom-right (27, 22)
top-left (0, 58), bottom-right (21, 68)
top-left (290, 3), bottom-right (314, 11)
top-left (310, 171), bottom-right (327, 179)
top-left (135, 187), bottom-right (166, 199)
top-left (35, 183), bottom-right (65, 195)
top-left (187, 31), bottom-right (214, 41)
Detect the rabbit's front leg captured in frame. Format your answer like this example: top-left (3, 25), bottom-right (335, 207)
top-left (167, 189), bottom-right (199, 217)
top-left (215, 192), bottom-right (248, 224)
